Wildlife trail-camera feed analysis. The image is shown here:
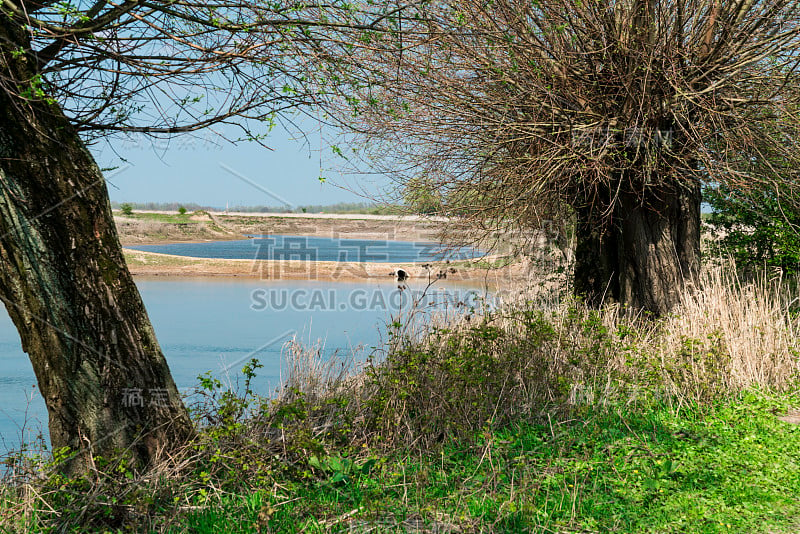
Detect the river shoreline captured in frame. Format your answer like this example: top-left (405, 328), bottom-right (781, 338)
top-left (119, 211), bottom-right (526, 284)
top-left (123, 249), bottom-right (522, 284)
top-left (116, 210), bottom-right (446, 245)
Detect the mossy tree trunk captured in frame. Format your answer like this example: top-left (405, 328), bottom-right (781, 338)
top-left (0, 21), bottom-right (193, 473)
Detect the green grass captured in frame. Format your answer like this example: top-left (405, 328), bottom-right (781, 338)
top-left (115, 211), bottom-right (198, 224)
top-left (171, 392), bottom-right (800, 533)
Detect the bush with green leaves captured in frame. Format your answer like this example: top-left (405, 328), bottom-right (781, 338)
top-left (362, 306), bottom-right (625, 449)
top-left (704, 181), bottom-right (800, 275)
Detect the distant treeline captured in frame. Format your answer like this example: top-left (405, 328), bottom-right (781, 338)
top-left (228, 202), bottom-right (403, 215)
top-left (110, 201), bottom-right (403, 215)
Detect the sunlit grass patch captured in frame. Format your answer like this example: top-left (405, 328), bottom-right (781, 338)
top-left (115, 211), bottom-right (196, 225)
top-left (170, 394), bottom-right (800, 533)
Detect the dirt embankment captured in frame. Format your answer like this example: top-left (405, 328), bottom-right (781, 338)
top-left (116, 211), bottom-right (443, 246)
top-left (116, 213), bottom-right (239, 245)
top-left (213, 214), bottom-right (442, 242)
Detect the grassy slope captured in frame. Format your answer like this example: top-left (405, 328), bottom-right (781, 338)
top-left (175, 394), bottom-right (800, 533)
top-left (117, 211), bottom-right (197, 224)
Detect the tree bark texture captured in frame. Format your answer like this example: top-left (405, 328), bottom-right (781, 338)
top-left (0, 21), bottom-right (193, 473)
top-left (573, 183), bottom-right (701, 316)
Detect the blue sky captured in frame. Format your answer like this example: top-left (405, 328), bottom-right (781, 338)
top-left (92, 123), bottom-right (391, 209)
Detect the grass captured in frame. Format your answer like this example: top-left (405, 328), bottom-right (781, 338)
top-left (115, 211), bottom-right (198, 225)
top-left (115, 210), bottom-right (243, 243)
top-left (2, 261), bottom-right (800, 533)
top-left (173, 393), bottom-right (800, 533)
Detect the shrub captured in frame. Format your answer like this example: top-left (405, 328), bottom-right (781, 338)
top-left (358, 261), bottom-right (800, 449)
top-left (362, 313), bottom-right (567, 448)
top-left (704, 182), bottom-right (800, 275)
top-left (120, 202), bottom-right (134, 216)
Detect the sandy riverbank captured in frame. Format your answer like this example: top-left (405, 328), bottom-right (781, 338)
top-left (116, 210), bottom-right (447, 245)
top-left (123, 249), bottom-right (524, 284)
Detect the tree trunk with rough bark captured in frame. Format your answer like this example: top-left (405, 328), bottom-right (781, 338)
top-left (573, 202), bottom-right (620, 308)
top-left (0, 22), bottom-right (193, 474)
top-left (573, 183), bottom-right (701, 316)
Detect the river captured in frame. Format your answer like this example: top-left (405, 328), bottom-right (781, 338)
top-left (0, 276), bottom-right (490, 454)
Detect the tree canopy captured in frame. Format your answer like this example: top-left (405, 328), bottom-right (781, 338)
top-left (316, 0), bottom-right (800, 313)
top-left (1, 0), bottom-right (387, 140)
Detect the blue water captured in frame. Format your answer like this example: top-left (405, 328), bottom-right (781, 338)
top-left (0, 277), bottom-right (489, 455)
top-left (128, 235), bottom-right (482, 262)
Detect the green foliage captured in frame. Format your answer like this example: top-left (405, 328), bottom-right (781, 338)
top-left (364, 306), bottom-right (621, 448)
top-left (18, 74), bottom-right (56, 104)
top-left (178, 205), bottom-right (187, 215)
top-left (120, 202), bottom-right (134, 216)
top-left (308, 454), bottom-right (376, 485)
top-left (192, 359), bottom-right (263, 441)
top-left (168, 394), bottom-right (800, 534)
top-left (403, 176), bottom-right (443, 215)
top-left (705, 181), bottom-right (800, 275)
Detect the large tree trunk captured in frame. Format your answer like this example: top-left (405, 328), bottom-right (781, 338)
top-left (573, 183), bottom-right (701, 315)
top-left (617, 184), bottom-right (701, 314)
top-left (0, 25), bottom-right (193, 474)
top-left (573, 204), bottom-right (620, 308)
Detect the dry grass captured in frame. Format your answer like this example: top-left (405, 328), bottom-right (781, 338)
top-left (115, 217), bottom-right (238, 245)
top-left (277, 338), bottom-right (361, 403)
top-left (548, 262), bottom-right (800, 404)
top-left (341, 259), bottom-right (800, 449)
top-left (666, 266), bottom-right (800, 392)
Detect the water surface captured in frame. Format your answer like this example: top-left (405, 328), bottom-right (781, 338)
top-left (0, 277), bottom-right (488, 454)
top-left (128, 234), bottom-right (482, 262)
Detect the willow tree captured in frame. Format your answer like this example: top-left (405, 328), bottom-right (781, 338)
top-left (0, 0), bottom-right (376, 472)
top-left (318, 0), bottom-right (800, 314)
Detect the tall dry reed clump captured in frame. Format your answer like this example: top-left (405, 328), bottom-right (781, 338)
top-left (664, 267), bottom-right (799, 395)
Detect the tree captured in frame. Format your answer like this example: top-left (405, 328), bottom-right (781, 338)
top-left (0, 0), bottom-right (377, 472)
top-left (704, 104), bottom-right (800, 275)
top-left (120, 203), bottom-right (134, 216)
top-left (403, 176), bottom-right (444, 215)
top-left (705, 182), bottom-right (800, 275)
top-left (318, 0), bottom-right (800, 314)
